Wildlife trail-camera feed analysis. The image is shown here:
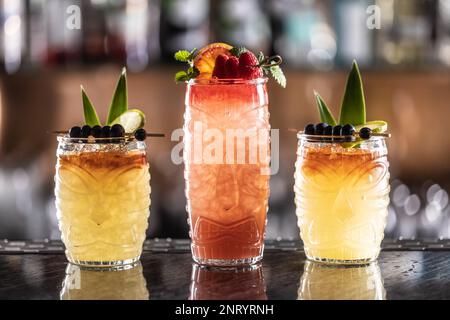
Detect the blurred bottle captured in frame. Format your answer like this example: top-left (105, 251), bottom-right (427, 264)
top-left (1, 0), bottom-right (26, 73)
top-left (333, 0), bottom-right (373, 66)
top-left (61, 263), bottom-right (149, 300)
top-left (159, 0), bottom-right (209, 61)
top-left (268, 0), bottom-right (336, 70)
top-left (43, 0), bottom-right (83, 66)
top-left (436, 0), bottom-right (450, 66)
top-left (374, 0), bottom-right (436, 66)
top-left (123, 0), bottom-right (161, 71)
top-left (189, 264), bottom-right (267, 300)
top-left (298, 261), bottom-right (386, 300)
top-left (211, 0), bottom-right (270, 54)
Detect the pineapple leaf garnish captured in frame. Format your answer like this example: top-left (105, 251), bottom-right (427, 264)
top-left (314, 91), bottom-right (337, 126)
top-left (106, 67), bottom-right (128, 125)
top-left (174, 48), bottom-right (199, 83)
top-left (339, 60), bottom-right (366, 125)
top-left (81, 86), bottom-right (101, 126)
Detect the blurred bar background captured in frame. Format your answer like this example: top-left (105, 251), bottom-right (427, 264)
top-left (0, 0), bottom-right (449, 240)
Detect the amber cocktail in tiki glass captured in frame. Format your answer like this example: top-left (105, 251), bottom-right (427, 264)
top-left (175, 43), bottom-right (286, 266)
top-left (294, 61), bottom-right (390, 264)
top-left (55, 69), bottom-right (154, 268)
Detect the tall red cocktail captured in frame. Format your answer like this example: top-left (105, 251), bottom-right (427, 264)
top-left (184, 78), bottom-right (270, 266)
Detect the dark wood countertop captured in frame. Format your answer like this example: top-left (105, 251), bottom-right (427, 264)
top-left (1, 239), bottom-right (450, 300)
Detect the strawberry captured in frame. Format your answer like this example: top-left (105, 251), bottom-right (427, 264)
top-left (224, 56), bottom-right (240, 79)
top-left (212, 54), bottom-right (229, 78)
top-left (238, 51), bottom-right (263, 79)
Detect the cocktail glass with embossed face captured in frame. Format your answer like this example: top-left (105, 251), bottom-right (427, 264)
top-left (184, 78), bottom-right (270, 266)
top-left (55, 137), bottom-right (151, 268)
top-left (294, 135), bottom-right (390, 264)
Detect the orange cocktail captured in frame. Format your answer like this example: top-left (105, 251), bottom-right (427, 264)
top-left (184, 78), bottom-right (270, 266)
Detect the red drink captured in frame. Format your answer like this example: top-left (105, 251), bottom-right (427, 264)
top-left (184, 78), bottom-right (270, 266)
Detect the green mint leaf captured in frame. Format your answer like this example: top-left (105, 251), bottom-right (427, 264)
top-left (314, 92), bottom-right (337, 126)
top-left (269, 65), bottom-right (286, 88)
top-left (174, 50), bottom-right (192, 62)
top-left (174, 67), bottom-right (199, 83)
top-left (230, 46), bottom-right (248, 57)
top-left (257, 51), bottom-right (265, 64)
top-left (339, 60), bottom-right (366, 125)
top-left (106, 68), bottom-right (128, 125)
top-left (175, 71), bottom-right (188, 82)
top-left (81, 86), bottom-right (101, 126)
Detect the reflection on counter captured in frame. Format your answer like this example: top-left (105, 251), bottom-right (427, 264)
top-left (298, 261), bottom-right (386, 300)
top-left (60, 262), bottom-right (149, 300)
top-left (189, 264), bottom-right (267, 300)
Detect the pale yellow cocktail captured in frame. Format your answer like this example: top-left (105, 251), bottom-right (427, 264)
top-left (55, 138), bottom-right (150, 267)
top-left (294, 136), bottom-right (390, 264)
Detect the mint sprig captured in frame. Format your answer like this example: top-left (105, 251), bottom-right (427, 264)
top-left (258, 53), bottom-right (286, 88)
top-left (268, 65), bottom-right (286, 88)
top-left (174, 48), bottom-right (199, 83)
top-left (175, 67), bottom-right (199, 82)
top-left (174, 48), bottom-right (197, 62)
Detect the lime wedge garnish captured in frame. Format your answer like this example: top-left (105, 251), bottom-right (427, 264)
top-left (356, 120), bottom-right (388, 133)
top-left (111, 109), bottom-right (146, 133)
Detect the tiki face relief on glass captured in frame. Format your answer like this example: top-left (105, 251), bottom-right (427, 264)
top-left (295, 61), bottom-right (391, 264)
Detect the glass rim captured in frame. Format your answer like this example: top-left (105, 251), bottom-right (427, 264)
top-left (56, 134), bottom-right (143, 144)
top-left (297, 132), bottom-right (388, 143)
top-left (187, 77), bottom-right (268, 86)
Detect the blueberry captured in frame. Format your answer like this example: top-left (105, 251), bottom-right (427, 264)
top-left (315, 123), bottom-right (328, 135)
top-left (91, 125), bottom-right (102, 138)
top-left (110, 124), bottom-right (125, 137)
top-left (304, 123), bottom-right (315, 135)
top-left (101, 126), bottom-right (111, 138)
top-left (81, 125), bottom-right (91, 138)
top-left (359, 127), bottom-right (372, 140)
top-left (332, 125), bottom-right (342, 136)
top-left (323, 125), bottom-right (333, 135)
top-left (134, 128), bottom-right (147, 141)
top-left (341, 124), bottom-right (356, 136)
top-left (69, 126), bottom-right (81, 138)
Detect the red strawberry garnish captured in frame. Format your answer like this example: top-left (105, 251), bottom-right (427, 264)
top-left (212, 54), bottom-right (229, 78)
top-left (238, 51), bottom-right (263, 79)
top-left (224, 56), bottom-right (240, 79)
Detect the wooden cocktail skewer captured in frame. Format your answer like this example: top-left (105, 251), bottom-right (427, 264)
top-left (298, 131), bottom-right (391, 138)
top-left (50, 130), bottom-right (165, 137)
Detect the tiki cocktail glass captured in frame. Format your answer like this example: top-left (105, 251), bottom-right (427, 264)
top-left (184, 78), bottom-right (270, 266)
top-left (294, 134), bottom-right (390, 264)
top-left (55, 136), bottom-right (151, 268)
